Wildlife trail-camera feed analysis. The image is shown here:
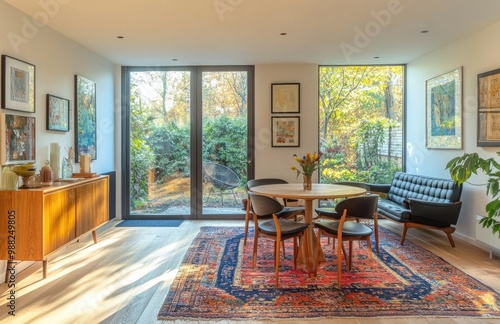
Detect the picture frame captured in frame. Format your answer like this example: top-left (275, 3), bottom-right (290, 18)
top-left (271, 83), bottom-right (300, 113)
top-left (47, 94), bottom-right (70, 132)
top-left (477, 67), bottom-right (500, 146)
top-left (75, 75), bottom-right (97, 161)
top-left (1, 55), bottom-right (36, 113)
top-left (0, 113), bottom-right (36, 165)
top-left (271, 116), bottom-right (300, 147)
top-left (425, 67), bottom-right (462, 149)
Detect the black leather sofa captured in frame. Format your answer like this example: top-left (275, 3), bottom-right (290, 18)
top-left (365, 172), bottom-right (463, 247)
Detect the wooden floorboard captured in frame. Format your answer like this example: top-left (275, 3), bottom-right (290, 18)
top-left (0, 219), bottom-right (499, 324)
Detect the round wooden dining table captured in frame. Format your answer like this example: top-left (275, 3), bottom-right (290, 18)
top-left (249, 183), bottom-right (366, 275)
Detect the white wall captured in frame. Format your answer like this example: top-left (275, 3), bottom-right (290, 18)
top-left (254, 64), bottom-right (319, 183)
top-left (0, 1), bottom-right (115, 179)
top-left (0, 1), bottom-right (116, 277)
top-left (406, 20), bottom-right (500, 240)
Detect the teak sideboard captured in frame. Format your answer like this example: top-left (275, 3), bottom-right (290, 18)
top-left (0, 175), bottom-right (109, 281)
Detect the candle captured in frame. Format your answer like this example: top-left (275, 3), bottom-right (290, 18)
top-left (50, 143), bottom-right (60, 180)
top-left (80, 154), bottom-right (91, 173)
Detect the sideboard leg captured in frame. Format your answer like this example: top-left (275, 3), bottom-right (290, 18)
top-left (42, 260), bottom-right (47, 279)
top-left (5, 261), bottom-right (11, 283)
top-left (92, 230), bottom-right (97, 244)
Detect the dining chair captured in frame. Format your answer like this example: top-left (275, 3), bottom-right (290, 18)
top-left (314, 181), bottom-right (370, 218)
top-left (244, 178), bottom-right (305, 246)
top-left (314, 195), bottom-right (378, 289)
top-left (315, 183), bottom-right (379, 254)
top-left (248, 192), bottom-right (309, 286)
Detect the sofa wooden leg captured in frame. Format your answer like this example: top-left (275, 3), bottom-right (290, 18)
top-left (401, 222), bottom-right (456, 247)
top-left (442, 227), bottom-right (456, 247)
top-left (400, 223), bottom-right (408, 245)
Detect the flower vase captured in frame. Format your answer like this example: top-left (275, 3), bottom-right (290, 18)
top-left (303, 175), bottom-right (312, 190)
top-left (62, 157), bottom-right (73, 178)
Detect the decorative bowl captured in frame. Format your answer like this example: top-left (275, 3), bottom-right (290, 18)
top-left (12, 163), bottom-right (36, 177)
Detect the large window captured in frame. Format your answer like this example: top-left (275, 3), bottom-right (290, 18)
top-left (122, 66), bottom-right (254, 219)
top-left (319, 65), bottom-right (404, 187)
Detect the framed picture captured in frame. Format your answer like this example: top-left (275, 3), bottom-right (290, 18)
top-left (425, 67), bottom-right (462, 149)
top-left (271, 116), bottom-right (300, 147)
top-left (478, 68), bottom-right (500, 146)
top-left (75, 75), bottom-right (97, 161)
top-left (1, 55), bottom-right (36, 113)
top-left (47, 94), bottom-right (70, 132)
top-left (0, 113), bottom-right (36, 165)
top-left (271, 83), bottom-right (300, 113)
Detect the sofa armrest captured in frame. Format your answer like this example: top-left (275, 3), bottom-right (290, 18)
top-left (365, 183), bottom-right (391, 194)
top-left (408, 198), bottom-right (462, 227)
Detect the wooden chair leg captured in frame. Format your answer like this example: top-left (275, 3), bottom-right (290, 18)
top-left (335, 241), bottom-right (348, 262)
top-left (315, 230), bottom-right (322, 276)
top-left (293, 237), bottom-right (298, 269)
top-left (348, 241), bottom-right (353, 271)
top-left (252, 232), bottom-right (258, 268)
top-left (243, 217), bottom-right (249, 245)
top-left (243, 200), bottom-right (251, 245)
top-left (365, 238), bottom-right (373, 259)
top-left (337, 238), bottom-right (342, 290)
top-left (275, 240), bottom-right (280, 286)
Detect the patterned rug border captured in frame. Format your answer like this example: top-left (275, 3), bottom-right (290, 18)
top-left (158, 226), bottom-right (500, 321)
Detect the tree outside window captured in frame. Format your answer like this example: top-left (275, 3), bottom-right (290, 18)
top-left (319, 65), bottom-right (404, 186)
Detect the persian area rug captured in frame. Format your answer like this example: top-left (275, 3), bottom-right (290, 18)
top-left (158, 226), bottom-right (500, 321)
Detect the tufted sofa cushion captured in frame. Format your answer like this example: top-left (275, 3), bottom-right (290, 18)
top-left (387, 172), bottom-right (462, 204)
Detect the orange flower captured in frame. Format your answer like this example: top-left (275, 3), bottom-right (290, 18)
top-left (291, 152), bottom-right (323, 177)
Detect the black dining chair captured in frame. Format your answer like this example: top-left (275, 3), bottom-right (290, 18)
top-left (315, 183), bottom-right (379, 254)
top-left (314, 181), bottom-right (370, 218)
top-left (244, 178), bottom-right (305, 246)
top-left (248, 192), bottom-right (309, 286)
top-left (314, 195), bottom-right (378, 289)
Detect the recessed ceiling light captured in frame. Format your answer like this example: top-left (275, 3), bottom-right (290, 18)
top-left (172, 58), bottom-right (178, 61)
top-left (117, 36), bottom-right (124, 39)
top-left (280, 32), bottom-right (287, 36)
top-left (374, 56), bottom-right (380, 59)
top-left (421, 30), bottom-right (429, 34)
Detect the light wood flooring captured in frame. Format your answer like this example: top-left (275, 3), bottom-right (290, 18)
top-left (1, 219), bottom-right (499, 324)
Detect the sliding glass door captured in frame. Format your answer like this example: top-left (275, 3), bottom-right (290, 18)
top-left (122, 66), bottom-right (254, 219)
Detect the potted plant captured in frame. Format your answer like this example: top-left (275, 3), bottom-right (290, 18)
top-left (446, 152), bottom-right (500, 237)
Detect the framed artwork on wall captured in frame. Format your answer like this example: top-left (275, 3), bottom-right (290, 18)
top-left (47, 94), bottom-right (70, 132)
top-left (0, 113), bottom-right (36, 165)
top-left (75, 75), bottom-right (97, 161)
top-left (271, 83), bottom-right (300, 113)
top-left (1, 55), bottom-right (36, 113)
top-left (425, 67), bottom-right (462, 149)
top-left (477, 67), bottom-right (500, 146)
top-left (271, 116), bottom-right (300, 147)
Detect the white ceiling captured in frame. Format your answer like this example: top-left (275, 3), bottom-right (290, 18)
top-left (5, 0), bottom-right (500, 66)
